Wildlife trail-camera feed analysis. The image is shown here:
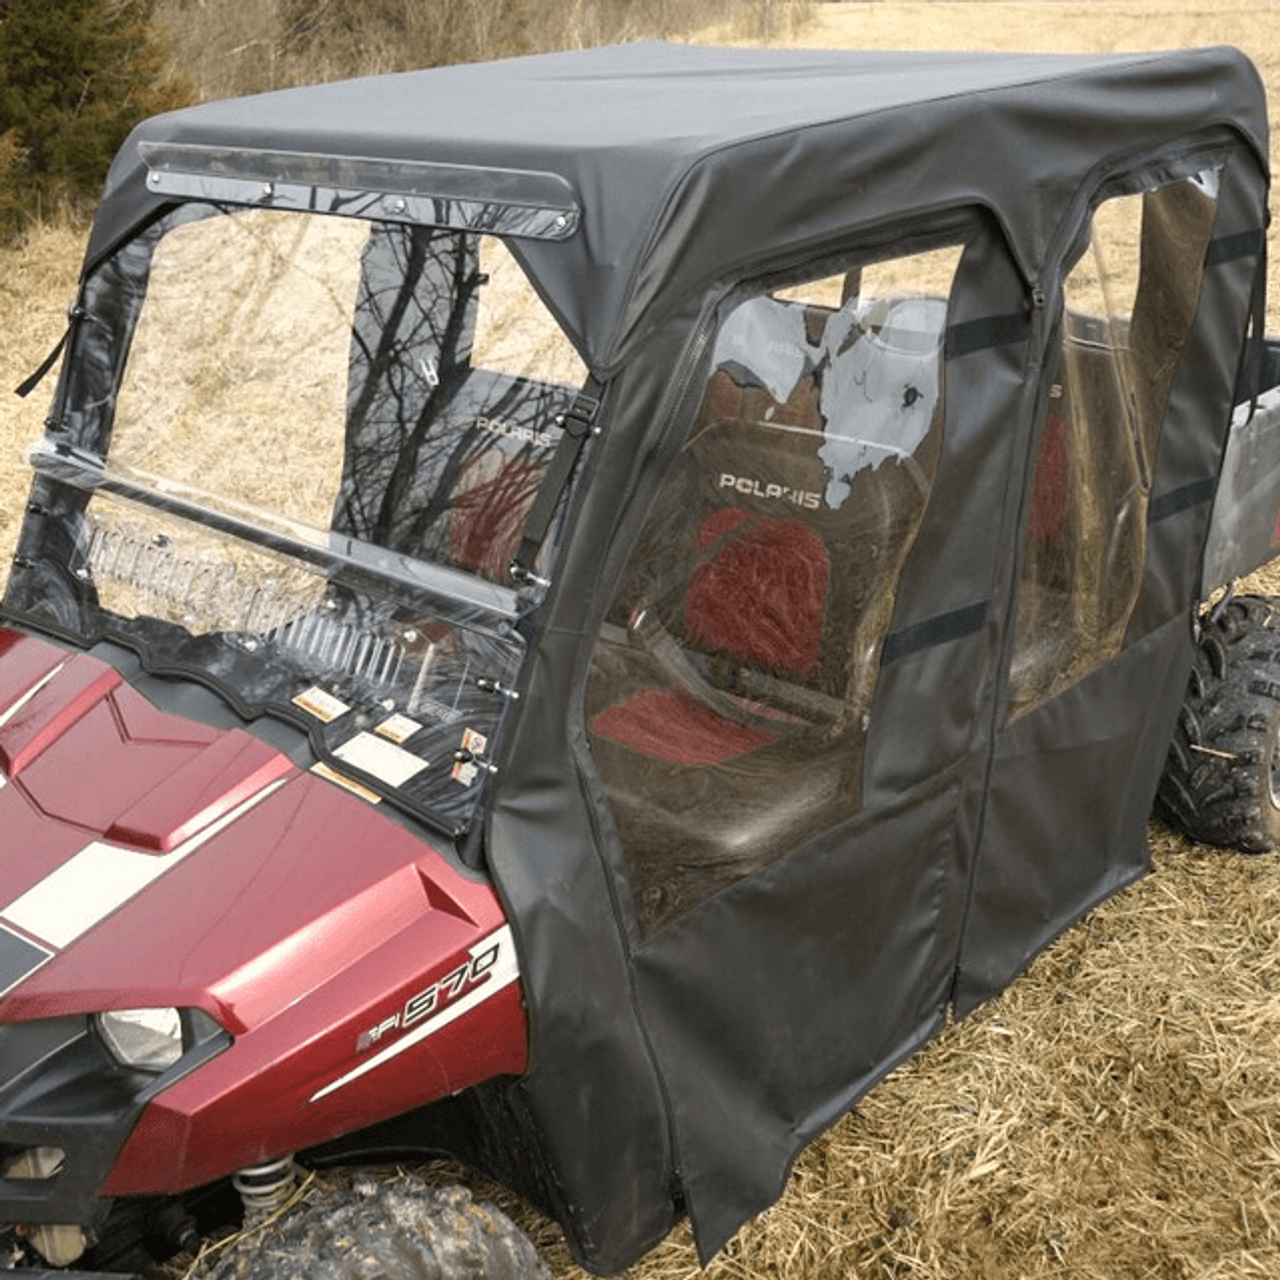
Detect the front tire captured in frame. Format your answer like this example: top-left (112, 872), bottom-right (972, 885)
top-left (1156, 593), bottom-right (1280, 852)
top-left (189, 1173), bottom-right (548, 1280)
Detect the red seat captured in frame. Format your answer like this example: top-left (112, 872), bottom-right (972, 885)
top-left (587, 353), bottom-right (859, 934)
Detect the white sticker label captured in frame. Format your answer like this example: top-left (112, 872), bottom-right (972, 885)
top-left (376, 713), bottom-right (422, 745)
top-left (334, 732), bottom-right (428, 787)
top-left (292, 687), bottom-right (350, 723)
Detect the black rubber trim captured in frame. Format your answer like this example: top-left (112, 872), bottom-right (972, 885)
top-left (1149, 476), bottom-right (1217, 524)
top-left (17, 1272), bottom-right (146, 1280)
top-left (881, 600), bottom-right (989, 666)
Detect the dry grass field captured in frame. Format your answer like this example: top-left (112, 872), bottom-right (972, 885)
top-left (3, 5), bottom-right (1280, 1279)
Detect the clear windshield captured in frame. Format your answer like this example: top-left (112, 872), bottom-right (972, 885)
top-left (6, 204), bottom-right (589, 836)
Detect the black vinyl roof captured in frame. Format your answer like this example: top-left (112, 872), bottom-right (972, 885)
top-left (91, 41), bottom-right (1268, 362)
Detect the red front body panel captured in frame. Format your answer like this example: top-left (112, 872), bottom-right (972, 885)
top-left (0, 627), bottom-right (528, 1197)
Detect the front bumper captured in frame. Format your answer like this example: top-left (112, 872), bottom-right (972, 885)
top-left (0, 1015), bottom-right (228, 1227)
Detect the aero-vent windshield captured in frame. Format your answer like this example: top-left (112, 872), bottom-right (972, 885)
top-left (8, 203), bottom-right (589, 837)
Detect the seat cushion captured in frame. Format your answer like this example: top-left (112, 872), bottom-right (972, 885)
top-left (589, 686), bottom-right (779, 766)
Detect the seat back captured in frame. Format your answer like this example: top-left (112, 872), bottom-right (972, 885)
top-left (684, 506), bottom-right (828, 678)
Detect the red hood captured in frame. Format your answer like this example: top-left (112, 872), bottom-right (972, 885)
top-left (0, 628), bottom-right (503, 1034)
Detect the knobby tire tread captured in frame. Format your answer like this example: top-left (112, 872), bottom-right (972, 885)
top-left (1155, 595), bottom-right (1280, 852)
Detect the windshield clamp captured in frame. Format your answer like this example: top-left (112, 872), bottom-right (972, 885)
top-left (476, 675), bottom-right (520, 700)
top-left (507, 562), bottom-right (551, 590)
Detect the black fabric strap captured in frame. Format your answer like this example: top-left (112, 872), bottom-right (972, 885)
top-left (944, 312), bottom-right (1030, 360)
top-left (1241, 226), bottom-right (1269, 425)
top-left (1207, 224), bottom-right (1268, 425)
top-left (1149, 476), bottom-right (1217, 525)
top-left (510, 381), bottom-right (601, 585)
top-left (1205, 227), bottom-right (1266, 267)
top-left (881, 600), bottom-right (989, 666)
top-left (14, 305), bottom-right (89, 400)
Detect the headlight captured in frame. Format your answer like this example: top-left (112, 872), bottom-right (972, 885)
top-left (95, 1007), bottom-right (184, 1072)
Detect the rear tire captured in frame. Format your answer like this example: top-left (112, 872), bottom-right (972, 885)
top-left (1156, 593), bottom-right (1280, 852)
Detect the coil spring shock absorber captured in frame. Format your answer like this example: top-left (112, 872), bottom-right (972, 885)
top-left (233, 1155), bottom-right (297, 1220)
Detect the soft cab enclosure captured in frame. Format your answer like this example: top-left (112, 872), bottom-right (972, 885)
top-left (1, 42), bottom-right (1270, 1272)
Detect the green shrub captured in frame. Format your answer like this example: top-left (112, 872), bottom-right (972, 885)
top-left (0, 0), bottom-right (192, 240)
top-left (0, 129), bottom-right (26, 237)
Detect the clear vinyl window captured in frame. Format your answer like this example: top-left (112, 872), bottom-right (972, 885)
top-left (100, 207), bottom-right (586, 590)
top-left (1009, 169), bottom-right (1220, 718)
top-left (11, 204), bottom-right (587, 836)
top-left (587, 246), bottom-right (961, 936)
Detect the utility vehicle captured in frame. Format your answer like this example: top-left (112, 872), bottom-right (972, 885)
top-left (0, 40), bottom-right (1275, 1277)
